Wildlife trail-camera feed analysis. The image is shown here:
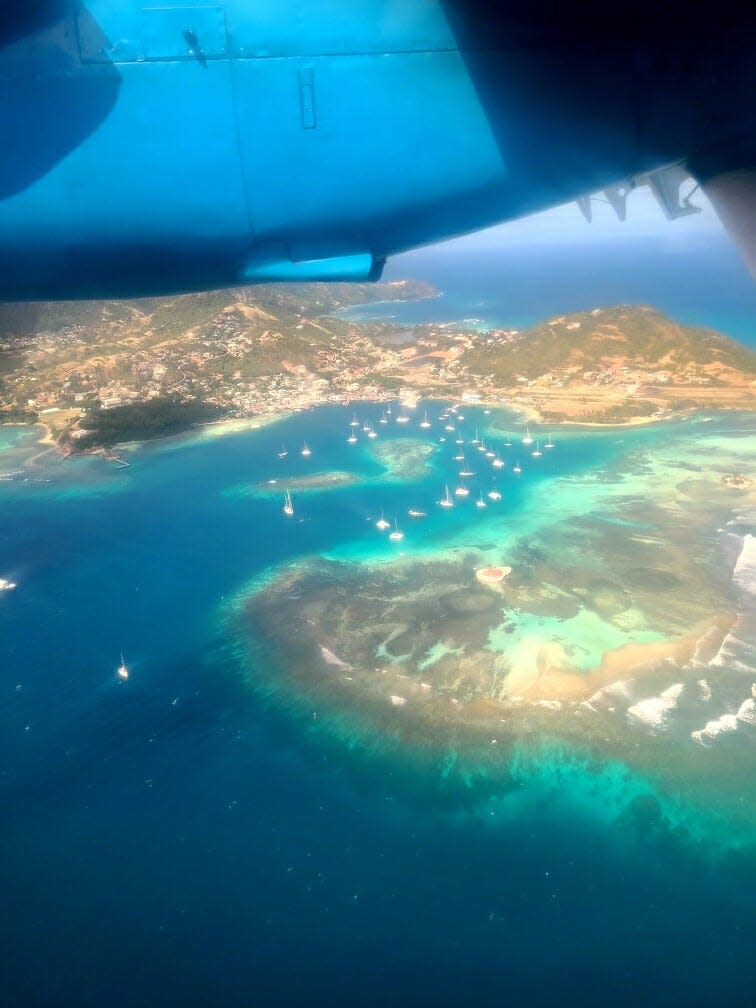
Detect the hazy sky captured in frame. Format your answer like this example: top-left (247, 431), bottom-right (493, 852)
top-left (384, 181), bottom-right (754, 346)
top-left (430, 184), bottom-right (728, 252)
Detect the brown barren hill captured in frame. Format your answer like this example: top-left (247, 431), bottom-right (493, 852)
top-left (460, 305), bottom-right (756, 423)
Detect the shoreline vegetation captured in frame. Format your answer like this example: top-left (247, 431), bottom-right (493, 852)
top-left (0, 281), bottom-right (753, 458)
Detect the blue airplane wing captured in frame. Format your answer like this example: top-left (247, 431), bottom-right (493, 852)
top-left (0, 1), bottom-right (753, 300)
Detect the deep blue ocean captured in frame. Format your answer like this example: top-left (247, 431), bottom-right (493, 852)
top-left (2, 239), bottom-right (755, 1008)
top-left (374, 235), bottom-right (756, 348)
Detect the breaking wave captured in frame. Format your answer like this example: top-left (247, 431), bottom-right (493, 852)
top-left (708, 531), bottom-right (756, 674)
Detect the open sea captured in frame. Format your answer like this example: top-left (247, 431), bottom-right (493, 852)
top-left (367, 235), bottom-right (756, 348)
top-left (2, 239), bottom-right (755, 1007)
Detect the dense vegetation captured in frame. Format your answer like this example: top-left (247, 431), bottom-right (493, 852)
top-left (67, 397), bottom-right (224, 450)
top-left (0, 407), bottom-right (38, 423)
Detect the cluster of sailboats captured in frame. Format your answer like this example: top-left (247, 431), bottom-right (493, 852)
top-left (277, 402), bottom-right (555, 534)
top-left (277, 442), bottom-right (310, 458)
top-left (348, 405), bottom-right (409, 439)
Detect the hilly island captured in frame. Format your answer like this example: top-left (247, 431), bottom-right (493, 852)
top-left (1, 280), bottom-right (753, 454)
top-left (2, 279), bottom-right (755, 875)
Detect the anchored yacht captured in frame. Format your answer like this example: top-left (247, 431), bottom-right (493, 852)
top-left (389, 519), bottom-right (405, 542)
top-left (439, 485), bottom-right (454, 508)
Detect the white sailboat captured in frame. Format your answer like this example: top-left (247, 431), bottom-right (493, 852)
top-left (488, 489), bottom-right (502, 501)
top-left (389, 518), bottom-right (404, 542)
top-left (350, 413), bottom-right (360, 427)
top-left (439, 485), bottom-right (454, 508)
top-left (532, 441), bottom-right (542, 458)
top-left (376, 507), bottom-right (390, 530)
top-left (277, 445), bottom-right (288, 458)
top-left (513, 460), bottom-right (522, 473)
top-left (471, 428), bottom-right (481, 445)
top-left (367, 425), bottom-right (378, 439)
top-left (522, 427), bottom-right (533, 445)
top-left (408, 508), bottom-right (427, 518)
top-left (117, 653), bottom-right (129, 680)
top-left (476, 492), bottom-right (487, 509)
top-left (485, 448), bottom-right (495, 458)
top-left (301, 442), bottom-right (311, 457)
top-left (545, 434), bottom-right (554, 449)
top-left (379, 410), bottom-right (389, 425)
top-left (347, 430), bottom-right (358, 444)
top-left (504, 436), bottom-right (512, 447)
top-left (492, 453), bottom-right (504, 469)
top-left (283, 490), bottom-right (294, 516)
top-left (444, 423), bottom-right (455, 432)
top-left (454, 482), bottom-right (470, 497)
top-left (419, 412), bottom-right (431, 429)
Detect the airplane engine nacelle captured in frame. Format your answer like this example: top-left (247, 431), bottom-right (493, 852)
top-left (0, 1), bottom-right (753, 300)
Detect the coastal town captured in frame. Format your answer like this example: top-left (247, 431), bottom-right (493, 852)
top-left (1, 279), bottom-right (754, 450)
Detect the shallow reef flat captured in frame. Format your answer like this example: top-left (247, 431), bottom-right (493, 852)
top-left (228, 470), bottom-right (360, 497)
top-left (234, 415), bottom-right (756, 850)
top-left (368, 437), bottom-right (438, 482)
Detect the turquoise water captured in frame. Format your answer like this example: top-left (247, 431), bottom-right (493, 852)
top-left (2, 404), bottom-right (755, 1007)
